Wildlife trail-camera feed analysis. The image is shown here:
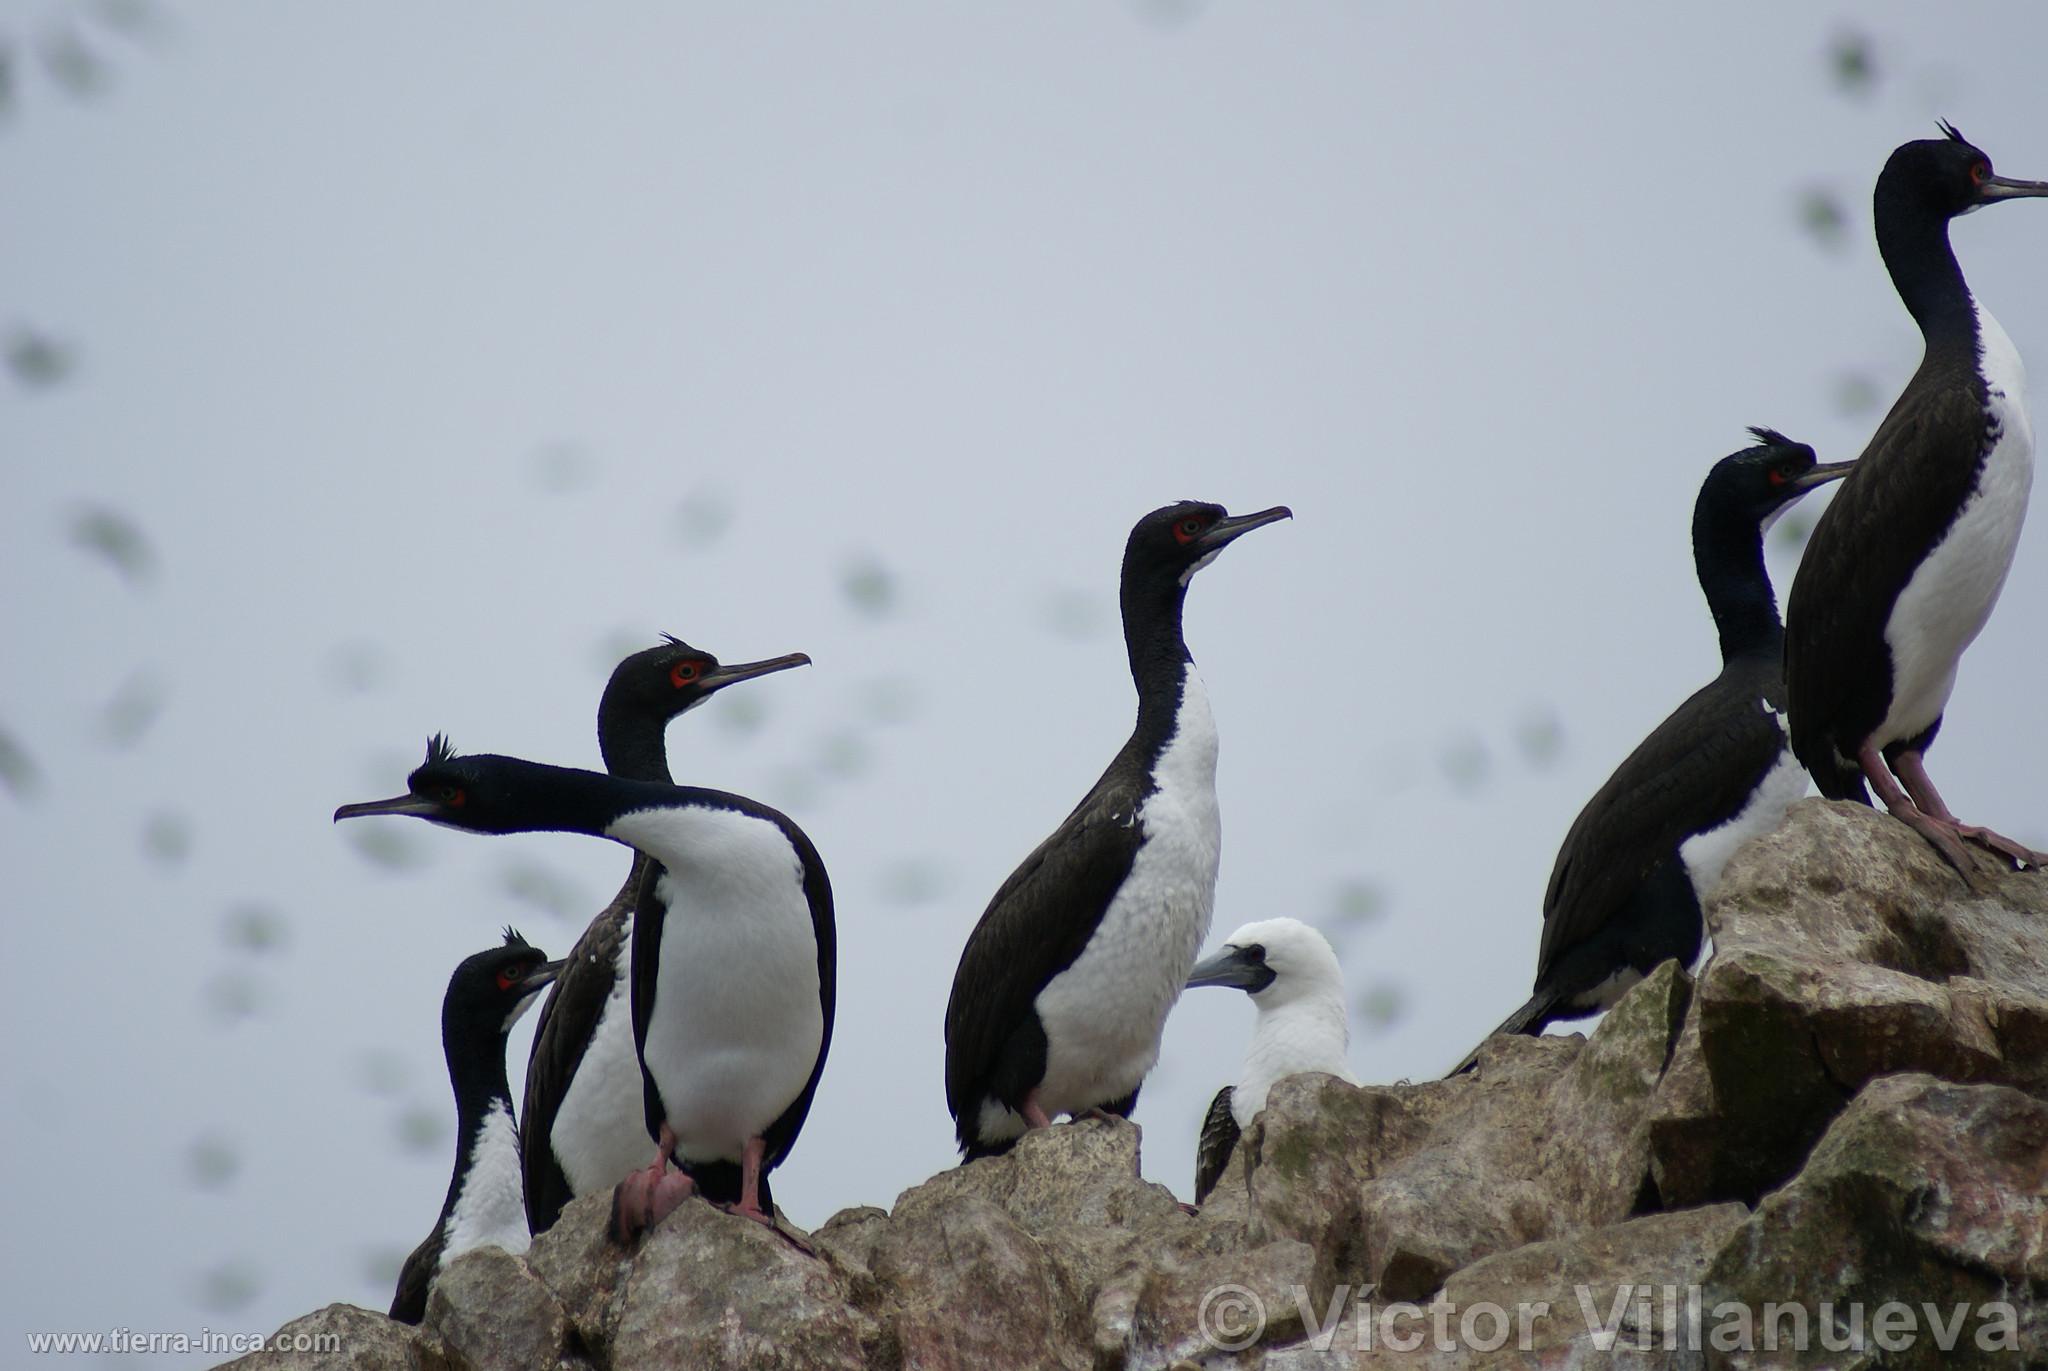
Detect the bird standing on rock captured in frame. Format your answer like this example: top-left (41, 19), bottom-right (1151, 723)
top-left (391, 930), bottom-right (561, 1324)
top-left (1453, 431), bottom-right (1849, 1073)
top-left (1183, 917), bottom-right (1356, 1203)
top-left (338, 738), bottom-right (833, 1244)
top-left (522, 638), bottom-right (810, 1235)
top-left (944, 500), bottom-right (1291, 1160)
top-left (1786, 125), bottom-right (2048, 878)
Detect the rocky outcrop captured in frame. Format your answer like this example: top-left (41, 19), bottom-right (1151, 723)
top-left (225, 802), bottom-right (2048, 1370)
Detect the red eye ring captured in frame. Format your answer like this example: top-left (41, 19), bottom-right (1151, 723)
top-left (1173, 517), bottom-right (1205, 544)
top-left (1767, 469), bottom-right (1787, 486)
top-left (496, 969), bottom-right (518, 992)
top-left (1971, 161), bottom-right (1990, 186)
top-left (439, 785), bottom-right (466, 808)
top-left (669, 661), bottom-right (702, 688)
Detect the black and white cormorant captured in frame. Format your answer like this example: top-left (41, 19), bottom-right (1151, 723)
top-left (943, 500), bottom-right (1291, 1159)
top-left (1453, 432), bottom-right (1849, 1073)
top-left (389, 929), bottom-right (561, 1325)
top-left (1183, 918), bottom-right (1355, 1204)
top-left (338, 739), bottom-right (833, 1242)
top-left (1786, 124), bottom-right (2048, 877)
top-left (521, 639), bottom-right (809, 1235)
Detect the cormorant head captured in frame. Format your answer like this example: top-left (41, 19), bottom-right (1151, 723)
top-left (602, 636), bottom-right (812, 726)
top-left (1124, 500), bottom-right (1293, 595)
top-left (1702, 428), bottom-right (1851, 535)
top-left (444, 928), bottom-right (562, 1038)
top-left (1882, 123), bottom-right (2048, 220)
top-left (333, 736), bottom-right (535, 835)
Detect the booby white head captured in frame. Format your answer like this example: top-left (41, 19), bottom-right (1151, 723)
top-left (1184, 917), bottom-right (1357, 1202)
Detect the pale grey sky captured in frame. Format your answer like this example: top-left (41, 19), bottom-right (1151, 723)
top-left (5, 4), bottom-right (2047, 1364)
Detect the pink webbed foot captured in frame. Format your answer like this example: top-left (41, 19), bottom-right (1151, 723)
top-left (645, 1168), bottom-right (697, 1227)
top-left (1951, 823), bottom-right (2048, 872)
top-left (1861, 746), bottom-right (1989, 889)
top-left (1890, 750), bottom-right (2047, 872)
top-left (610, 1125), bottom-right (683, 1244)
top-left (610, 1162), bottom-right (664, 1244)
top-left (717, 1136), bottom-right (813, 1253)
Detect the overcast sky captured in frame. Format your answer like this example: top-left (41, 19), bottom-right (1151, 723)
top-left (6, 4), bottom-right (2048, 1364)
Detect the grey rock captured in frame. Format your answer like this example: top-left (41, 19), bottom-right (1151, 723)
top-left (216, 1303), bottom-right (454, 1370)
top-left (1700, 1073), bottom-right (2047, 1369)
top-left (424, 1246), bottom-right (570, 1370)
top-left (1651, 800), bottom-right (2048, 1207)
top-left (526, 1190), bottom-right (632, 1362)
top-left (608, 1203), bottom-right (870, 1371)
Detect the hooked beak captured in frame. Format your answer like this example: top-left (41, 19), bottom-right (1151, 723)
top-left (1186, 944), bottom-right (1274, 992)
top-left (701, 651), bottom-right (812, 690)
top-left (1980, 174), bottom-right (2048, 203)
top-left (1788, 460), bottom-right (1854, 494)
top-left (1197, 505), bottom-right (1293, 551)
top-left (521, 959), bottom-right (566, 995)
top-left (333, 794), bottom-right (438, 823)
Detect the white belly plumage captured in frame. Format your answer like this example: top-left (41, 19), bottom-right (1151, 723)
top-left (1000, 667), bottom-right (1221, 1134)
top-left (1677, 714), bottom-right (1808, 900)
top-left (549, 926), bottom-right (656, 1194)
top-left (441, 1098), bottom-right (529, 1266)
top-left (610, 805), bottom-right (823, 1165)
top-left (1878, 302), bottom-right (2034, 750)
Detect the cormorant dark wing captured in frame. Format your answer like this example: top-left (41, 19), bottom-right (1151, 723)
top-left (1535, 662), bottom-right (1789, 984)
top-left (520, 857), bottom-right (649, 1234)
top-left (387, 1227), bottom-right (441, 1326)
top-left (1786, 361), bottom-right (1988, 796)
top-left (943, 770), bottom-right (1148, 1149)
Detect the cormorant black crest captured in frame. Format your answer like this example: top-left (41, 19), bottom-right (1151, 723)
top-left (424, 733), bottom-right (457, 767)
top-left (501, 926), bottom-right (529, 949)
top-left (1938, 119), bottom-right (1967, 145)
top-left (1745, 426), bottom-right (1798, 450)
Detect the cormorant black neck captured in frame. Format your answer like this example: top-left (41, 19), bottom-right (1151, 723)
top-left (1691, 493), bottom-right (1782, 666)
top-left (595, 689), bottom-right (674, 898)
top-left (1875, 170), bottom-right (1978, 364)
top-left (597, 694), bottom-right (675, 786)
top-left (1120, 569), bottom-right (1196, 760)
top-left (438, 1001), bottom-right (518, 1224)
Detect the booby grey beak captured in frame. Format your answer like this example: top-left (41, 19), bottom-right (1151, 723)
top-left (1197, 505), bottom-right (1294, 551)
top-left (1186, 944), bottom-right (1276, 993)
top-left (333, 794), bottom-right (438, 822)
top-left (1979, 174), bottom-right (2048, 203)
top-left (1788, 460), bottom-right (1854, 494)
top-left (701, 652), bottom-right (812, 690)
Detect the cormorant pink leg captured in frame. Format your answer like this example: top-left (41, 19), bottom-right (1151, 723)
top-left (1021, 1092), bottom-right (1054, 1130)
top-left (1891, 750), bottom-right (2047, 869)
top-left (735, 1137), bottom-right (771, 1224)
top-left (1860, 745), bottom-right (1981, 883)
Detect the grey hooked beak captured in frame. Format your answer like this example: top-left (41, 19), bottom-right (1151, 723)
top-left (333, 794), bottom-right (437, 822)
top-left (1980, 174), bottom-right (2048, 203)
top-left (1788, 460), bottom-right (1854, 494)
top-left (1186, 944), bottom-right (1274, 992)
top-left (521, 960), bottom-right (566, 996)
top-left (701, 652), bottom-right (812, 690)
top-left (1197, 505), bottom-right (1293, 551)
